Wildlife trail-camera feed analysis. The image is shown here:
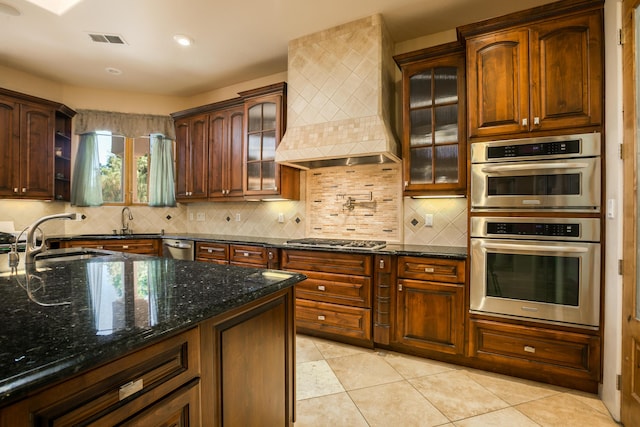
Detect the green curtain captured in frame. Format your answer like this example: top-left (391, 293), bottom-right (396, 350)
top-left (149, 134), bottom-right (176, 207)
top-left (71, 133), bottom-right (104, 206)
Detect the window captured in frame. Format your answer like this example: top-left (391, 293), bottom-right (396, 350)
top-left (96, 132), bottom-right (153, 205)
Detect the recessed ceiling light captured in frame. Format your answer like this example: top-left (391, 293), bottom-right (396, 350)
top-left (105, 67), bottom-right (122, 75)
top-left (0, 2), bottom-right (21, 16)
top-left (173, 34), bottom-right (193, 47)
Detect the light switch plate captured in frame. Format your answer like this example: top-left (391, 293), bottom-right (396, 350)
top-left (425, 214), bottom-right (433, 227)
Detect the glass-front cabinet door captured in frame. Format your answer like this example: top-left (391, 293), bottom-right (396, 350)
top-left (394, 43), bottom-right (466, 196)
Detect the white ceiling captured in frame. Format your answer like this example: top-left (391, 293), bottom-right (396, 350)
top-left (0, 0), bottom-right (554, 97)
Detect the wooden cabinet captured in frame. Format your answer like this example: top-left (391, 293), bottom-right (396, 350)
top-left (174, 113), bottom-right (209, 202)
top-left (468, 317), bottom-right (601, 391)
top-left (199, 287), bottom-right (295, 427)
top-left (461, 2), bottom-right (603, 138)
top-left (394, 42), bottom-right (467, 196)
top-left (0, 328), bottom-right (201, 426)
top-left (373, 254), bottom-right (395, 345)
top-left (0, 88), bottom-right (74, 201)
top-left (282, 249), bottom-right (373, 345)
top-left (53, 108), bottom-right (75, 201)
top-left (239, 83), bottom-right (299, 201)
top-left (196, 241), bottom-right (278, 269)
top-left (395, 256), bottom-right (465, 355)
top-left (208, 102), bottom-right (245, 200)
top-left (60, 238), bottom-right (161, 256)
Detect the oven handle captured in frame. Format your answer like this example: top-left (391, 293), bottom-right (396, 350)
top-left (480, 162), bottom-right (589, 173)
top-left (481, 241), bottom-right (589, 254)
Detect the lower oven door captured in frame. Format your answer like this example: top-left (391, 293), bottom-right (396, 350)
top-left (470, 238), bottom-right (600, 327)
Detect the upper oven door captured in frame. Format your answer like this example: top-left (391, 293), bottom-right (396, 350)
top-left (470, 156), bottom-right (601, 212)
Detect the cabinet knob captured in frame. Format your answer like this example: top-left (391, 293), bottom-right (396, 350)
top-left (524, 345), bottom-right (536, 354)
top-left (13, 188), bottom-right (18, 193)
top-left (404, 181), bottom-right (408, 189)
top-left (22, 188), bottom-right (26, 193)
top-left (96, 245), bottom-right (104, 249)
top-left (533, 117), bottom-right (540, 126)
top-left (268, 251), bottom-right (274, 260)
top-left (317, 315), bottom-right (326, 321)
top-left (398, 284), bottom-right (403, 292)
top-left (122, 245), bottom-right (129, 249)
top-left (317, 285), bottom-right (326, 291)
top-left (424, 267), bottom-right (434, 273)
top-left (522, 118), bottom-right (528, 127)
top-left (379, 259), bottom-right (385, 269)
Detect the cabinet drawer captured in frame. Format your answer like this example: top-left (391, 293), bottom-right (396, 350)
top-left (63, 239), bottom-right (160, 255)
top-left (469, 319), bottom-right (600, 381)
top-left (229, 244), bottom-right (268, 267)
top-left (2, 328), bottom-right (200, 425)
top-left (282, 249), bottom-right (372, 276)
top-left (295, 271), bottom-right (371, 308)
top-left (296, 299), bottom-right (371, 341)
top-left (195, 242), bottom-right (229, 262)
top-left (398, 256), bottom-right (465, 283)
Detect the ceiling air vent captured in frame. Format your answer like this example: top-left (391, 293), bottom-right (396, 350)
top-left (88, 33), bottom-right (126, 44)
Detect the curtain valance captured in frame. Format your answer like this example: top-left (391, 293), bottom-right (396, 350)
top-left (74, 109), bottom-right (176, 140)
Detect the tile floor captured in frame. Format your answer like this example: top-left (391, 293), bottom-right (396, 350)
top-left (295, 334), bottom-right (620, 427)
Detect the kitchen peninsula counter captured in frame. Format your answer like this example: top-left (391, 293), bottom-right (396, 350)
top-left (0, 250), bottom-right (304, 424)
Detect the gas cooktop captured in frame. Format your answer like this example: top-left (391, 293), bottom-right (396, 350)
top-left (285, 238), bottom-right (386, 251)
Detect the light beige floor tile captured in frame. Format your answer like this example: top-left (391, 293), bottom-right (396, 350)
top-left (296, 335), bottom-right (324, 363)
top-left (295, 392), bottom-right (369, 427)
top-left (567, 389), bottom-right (613, 416)
top-left (349, 380), bottom-right (450, 427)
top-left (516, 393), bottom-right (620, 427)
top-left (312, 336), bottom-right (374, 359)
top-left (463, 369), bottom-right (562, 405)
top-left (410, 370), bottom-right (509, 421)
top-left (327, 352), bottom-right (404, 390)
top-left (453, 407), bottom-right (541, 427)
top-left (380, 350), bottom-right (459, 379)
top-left (296, 360), bottom-right (345, 400)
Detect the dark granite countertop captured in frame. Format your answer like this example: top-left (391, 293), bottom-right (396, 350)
top-left (0, 249), bottom-right (304, 407)
top-left (51, 233), bottom-right (467, 259)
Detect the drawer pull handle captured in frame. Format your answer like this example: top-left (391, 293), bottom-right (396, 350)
top-left (524, 346), bottom-right (536, 354)
top-left (243, 252), bottom-right (249, 256)
top-left (317, 285), bottom-right (326, 291)
top-left (317, 315), bottom-right (326, 321)
top-left (119, 378), bottom-right (144, 401)
top-left (424, 267), bottom-right (434, 273)
top-left (96, 245), bottom-right (104, 249)
top-left (379, 259), bottom-right (385, 269)
top-left (122, 245), bottom-right (129, 249)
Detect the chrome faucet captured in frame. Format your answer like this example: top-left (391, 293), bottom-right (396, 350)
top-left (25, 213), bottom-right (80, 264)
top-left (121, 207), bottom-right (133, 235)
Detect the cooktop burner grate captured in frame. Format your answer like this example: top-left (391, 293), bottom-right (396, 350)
top-left (286, 238), bottom-right (386, 250)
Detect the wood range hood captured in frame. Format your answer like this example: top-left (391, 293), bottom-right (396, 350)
top-left (275, 14), bottom-right (400, 170)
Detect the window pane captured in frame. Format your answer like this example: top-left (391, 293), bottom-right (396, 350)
top-left (247, 162), bottom-right (261, 191)
top-left (248, 105), bottom-right (262, 132)
top-left (133, 137), bottom-right (150, 204)
top-left (97, 132), bottom-right (124, 203)
top-left (410, 71), bottom-right (432, 109)
top-left (433, 67), bottom-right (458, 104)
top-left (410, 108), bottom-right (432, 146)
top-left (434, 144), bottom-right (459, 183)
top-left (262, 103), bottom-right (277, 130)
top-left (263, 131), bottom-right (276, 160)
top-left (248, 134), bottom-right (261, 161)
top-left (262, 161), bottom-right (276, 190)
top-left (410, 146), bottom-right (433, 184)
top-left (434, 105), bottom-right (458, 144)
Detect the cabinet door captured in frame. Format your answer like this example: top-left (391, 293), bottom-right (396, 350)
top-left (530, 11), bottom-right (603, 131)
top-left (244, 94), bottom-right (282, 197)
top-left (175, 115), bottom-right (208, 202)
top-left (227, 105), bottom-right (245, 198)
top-left (208, 111), bottom-right (227, 199)
top-left (174, 118), bottom-right (191, 200)
top-left (401, 52), bottom-right (466, 195)
top-left (396, 279), bottom-right (464, 355)
top-left (209, 105), bottom-right (244, 200)
top-left (20, 102), bottom-right (54, 199)
top-left (0, 97), bottom-right (19, 197)
top-left (466, 29), bottom-right (530, 138)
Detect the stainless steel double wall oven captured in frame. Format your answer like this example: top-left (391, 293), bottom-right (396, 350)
top-left (469, 133), bottom-right (602, 327)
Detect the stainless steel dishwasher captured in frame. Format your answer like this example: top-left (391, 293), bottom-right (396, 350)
top-left (162, 239), bottom-right (195, 261)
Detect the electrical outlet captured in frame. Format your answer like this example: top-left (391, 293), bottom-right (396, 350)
top-left (196, 212), bottom-right (205, 222)
top-left (235, 213), bottom-right (241, 222)
top-left (278, 213), bottom-right (285, 223)
top-left (425, 213), bottom-right (434, 227)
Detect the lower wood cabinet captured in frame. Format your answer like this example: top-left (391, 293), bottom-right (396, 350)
top-left (195, 241), bottom-right (278, 268)
top-left (468, 317), bottom-right (601, 391)
top-left (282, 249), bottom-right (373, 346)
top-left (59, 238), bottom-right (161, 256)
top-left (395, 256), bottom-right (466, 356)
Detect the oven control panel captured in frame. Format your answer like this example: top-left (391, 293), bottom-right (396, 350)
top-left (488, 140), bottom-right (580, 159)
top-left (487, 222), bottom-right (580, 238)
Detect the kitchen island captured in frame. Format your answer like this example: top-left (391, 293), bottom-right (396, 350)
top-left (0, 249), bottom-right (304, 426)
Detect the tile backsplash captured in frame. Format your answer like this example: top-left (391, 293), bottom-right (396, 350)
top-left (0, 176), bottom-right (468, 247)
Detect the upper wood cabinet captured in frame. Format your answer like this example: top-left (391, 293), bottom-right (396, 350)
top-left (239, 83), bottom-right (299, 201)
top-left (208, 101), bottom-right (244, 200)
top-left (0, 88), bottom-right (75, 201)
top-left (394, 42), bottom-right (467, 196)
top-left (460, 1), bottom-right (603, 139)
top-left (174, 113), bottom-right (209, 202)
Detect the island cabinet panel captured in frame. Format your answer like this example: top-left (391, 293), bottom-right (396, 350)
top-left (373, 254), bottom-right (396, 345)
top-left (60, 238), bottom-right (161, 256)
top-left (394, 256), bottom-right (466, 356)
top-left (468, 318), bottom-right (601, 391)
top-left (195, 241), bottom-right (230, 264)
top-left (199, 287), bottom-right (295, 427)
top-left (282, 249), bottom-right (373, 346)
top-left (196, 242), bottom-right (278, 268)
top-left (0, 328), bottom-right (201, 426)
top-left (463, 5), bottom-right (603, 139)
